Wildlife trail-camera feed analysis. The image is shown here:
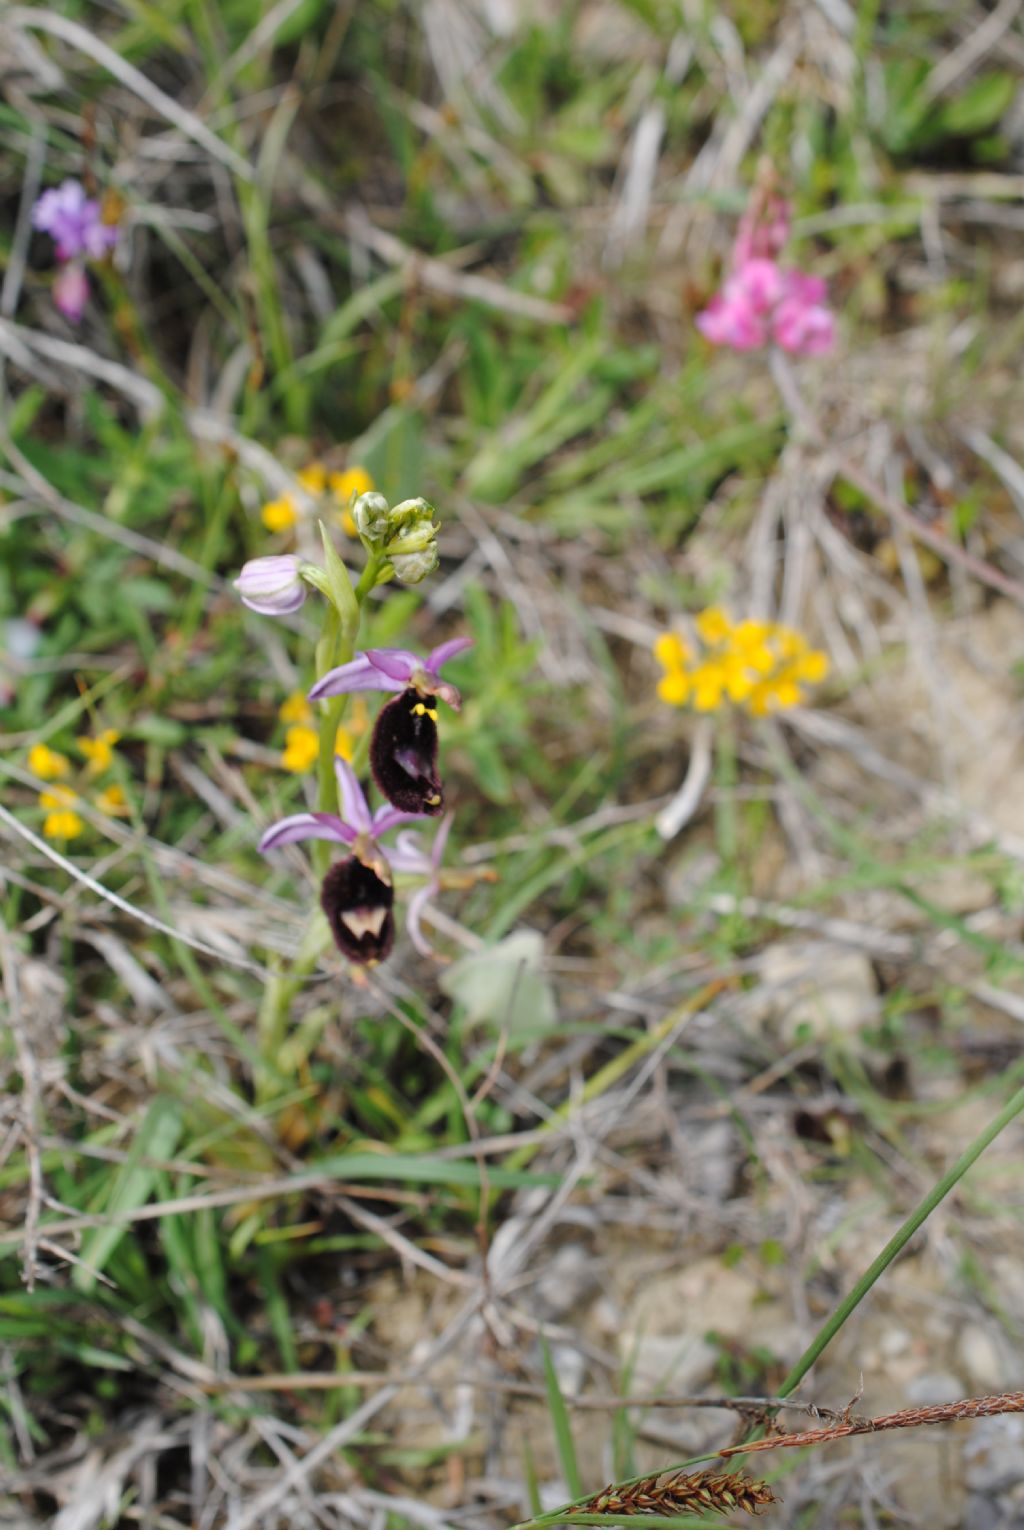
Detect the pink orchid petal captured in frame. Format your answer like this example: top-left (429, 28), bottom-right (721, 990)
top-left (372, 805), bottom-right (426, 838)
top-left (308, 655), bottom-right (401, 701)
top-left (259, 813), bottom-right (353, 853)
top-left (392, 827), bottom-right (427, 860)
top-left (334, 757), bottom-right (372, 834)
top-left (404, 884), bottom-right (436, 957)
top-left (388, 841), bottom-right (430, 874)
top-left (430, 811), bottom-right (454, 870)
top-left (364, 648), bottom-right (419, 683)
top-left (428, 637), bottom-right (473, 672)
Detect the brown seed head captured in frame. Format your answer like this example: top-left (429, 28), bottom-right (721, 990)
top-left (580, 1470), bottom-right (777, 1518)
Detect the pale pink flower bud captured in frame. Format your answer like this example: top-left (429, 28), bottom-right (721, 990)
top-left (234, 554), bottom-right (307, 615)
top-left (53, 263), bottom-right (89, 323)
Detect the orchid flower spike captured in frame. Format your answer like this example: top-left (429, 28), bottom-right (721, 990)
top-left (389, 813), bottom-right (454, 957)
top-left (259, 757), bottom-right (423, 964)
top-left (309, 638), bottom-right (472, 816)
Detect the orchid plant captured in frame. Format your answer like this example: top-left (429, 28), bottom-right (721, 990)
top-left (234, 486), bottom-right (472, 985)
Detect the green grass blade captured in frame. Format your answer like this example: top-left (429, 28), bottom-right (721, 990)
top-left (73, 1097), bottom-right (183, 1293)
top-left (540, 1334), bottom-right (583, 1499)
top-left (776, 1078), bottom-right (1024, 1398)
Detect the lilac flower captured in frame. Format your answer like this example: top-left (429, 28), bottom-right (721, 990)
top-left (33, 180), bottom-right (118, 263)
top-left (389, 814), bottom-right (453, 956)
top-left (234, 554), bottom-right (307, 616)
top-left (260, 758), bottom-right (423, 964)
top-left (52, 264), bottom-right (90, 324)
top-left (308, 639), bottom-right (472, 817)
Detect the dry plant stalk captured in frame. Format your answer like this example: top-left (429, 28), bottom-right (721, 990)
top-left (581, 1470), bottom-right (777, 1517)
top-left (718, 1389), bottom-right (1024, 1458)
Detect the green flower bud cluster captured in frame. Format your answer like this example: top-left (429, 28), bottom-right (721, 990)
top-left (352, 492), bottom-right (440, 585)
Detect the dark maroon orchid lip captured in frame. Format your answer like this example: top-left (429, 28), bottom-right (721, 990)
top-left (320, 857), bottom-right (395, 965)
top-left (370, 688), bottom-right (444, 817)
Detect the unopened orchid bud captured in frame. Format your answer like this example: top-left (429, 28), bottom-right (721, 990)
top-left (387, 496), bottom-right (435, 530)
top-left (353, 491), bottom-right (391, 541)
top-left (389, 543), bottom-right (439, 584)
top-left (387, 521), bottom-right (437, 556)
top-left (234, 554), bottom-right (307, 615)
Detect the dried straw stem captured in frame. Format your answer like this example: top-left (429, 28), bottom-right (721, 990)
top-left (719, 1389), bottom-right (1024, 1458)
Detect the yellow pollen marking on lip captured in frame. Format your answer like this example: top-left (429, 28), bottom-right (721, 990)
top-left (426, 793), bottom-right (441, 806)
top-left (411, 702), bottom-right (438, 720)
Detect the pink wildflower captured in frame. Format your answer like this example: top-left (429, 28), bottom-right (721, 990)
top-left (52, 264), bottom-right (90, 324)
top-left (695, 288), bottom-right (766, 351)
top-left (773, 272), bottom-right (836, 356)
top-left (696, 194), bottom-right (835, 358)
top-left (734, 195), bottom-right (790, 265)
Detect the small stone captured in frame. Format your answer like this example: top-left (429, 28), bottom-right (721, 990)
top-left (628, 1332), bottom-right (719, 1394)
top-left (755, 942), bottom-right (880, 1045)
top-left (957, 1325), bottom-right (1004, 1392)
top-left (533, 1244), bottom-right (600, 1321)
top-left (878, 1325), bottom-right (911, 1360)
top-left (965, 1414), bottom-right (1024, 1494)
top-left (963, 1492), bottom-right (1001, 1530)
top-left (904, 1370), bottom-right (964, 1405)
top-left (678, 1120), bottom-right (739, 1204)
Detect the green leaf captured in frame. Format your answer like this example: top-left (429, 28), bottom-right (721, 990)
top-left (541, 1334), bottom-right (583, 1498)
top-left (73, 1097), bottom-right (183, 1292)
top-left (308, 1151), bottom-right (559, 1190)
top-left (318, 520), bottom-right (358, 634)
top-left (348, 406), bottom-right (425, 504)
top-left (939, 72), bottom-right (1015, 137)
top-left (440, 930), bottom-right (558, 1032)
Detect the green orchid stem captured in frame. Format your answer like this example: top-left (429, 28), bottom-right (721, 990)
top-left (507, 1076), bottom-right (1024, 1530)
top-left (257, 549), bottom-right (387, 1098)
top-left (313, 551), bottom-right (383, 832)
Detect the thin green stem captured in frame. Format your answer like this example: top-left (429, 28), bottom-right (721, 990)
top-left (314, 553), bottom-right (382, 828)
top-left (316, 693), bottom-right (349, 824)
top-left (775, 1079), bottom-right (1024, 1398)
top-left (507, 1077), bottom-right (1024, 1530)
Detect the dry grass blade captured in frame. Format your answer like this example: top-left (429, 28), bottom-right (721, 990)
top-left (719, 1390), bottom-right (1024, 1458)
top-left (8, 7), bottom-right (255, 180)
top-left (580, 1470), bottom-right (778, 1518)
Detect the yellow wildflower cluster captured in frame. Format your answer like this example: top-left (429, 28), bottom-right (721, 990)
top-left (28, 731), bottom-right (129, 840)
top-left (653, 608), bottom-right (829, 716)
top-left (261, 463), bottom-right (374, 537)
top-left (277, 692), bottom-right (369, 774)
